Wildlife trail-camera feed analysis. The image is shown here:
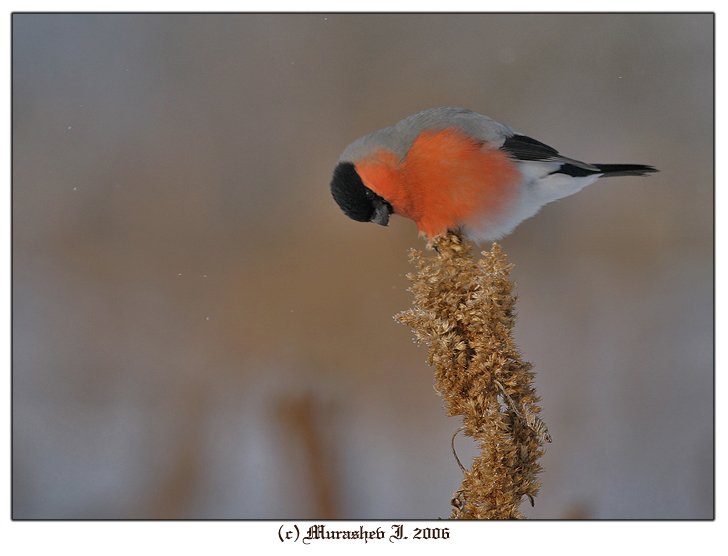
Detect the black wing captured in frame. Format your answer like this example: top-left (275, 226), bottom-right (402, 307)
top-left (501, 134), bottom-right (657, 178)
top-left (501, 134), bottom-right (561, 161)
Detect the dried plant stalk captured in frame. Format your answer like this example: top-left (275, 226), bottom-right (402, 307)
top-left (395, 231), bottom-right (550, 519)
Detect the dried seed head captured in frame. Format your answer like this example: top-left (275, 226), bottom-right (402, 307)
top-left (395, 231), bottom-right (549, 519)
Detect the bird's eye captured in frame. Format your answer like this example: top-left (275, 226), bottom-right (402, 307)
top-left (365, 189), bottom-right (376, 201)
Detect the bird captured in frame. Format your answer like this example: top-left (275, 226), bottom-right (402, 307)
top-left (330, 107), bottom-right (657, 243)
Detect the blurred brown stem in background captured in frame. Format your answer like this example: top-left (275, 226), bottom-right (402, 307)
top-left (276, 393), bottom-right (340, 519)
top-left (395, 232), bottom-right (550, 519)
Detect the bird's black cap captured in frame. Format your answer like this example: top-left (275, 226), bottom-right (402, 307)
top-left (330, 162), bottom-right (378, 222)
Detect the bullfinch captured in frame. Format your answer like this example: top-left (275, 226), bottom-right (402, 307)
top-left (330, 107), bottom-right (657, 242)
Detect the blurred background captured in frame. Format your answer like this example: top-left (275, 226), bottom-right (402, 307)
top-left (12, 13), bottom-right (713, 519)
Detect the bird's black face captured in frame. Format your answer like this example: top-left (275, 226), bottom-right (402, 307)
top-left (330, 162), bottom-right (392, 226)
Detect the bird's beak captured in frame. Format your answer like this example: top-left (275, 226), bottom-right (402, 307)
top-left (370, 199), bottom-right (391, 226)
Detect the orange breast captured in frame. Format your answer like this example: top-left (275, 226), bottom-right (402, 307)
top-left (403, 128), bottom-right (522, 238)
top-left (354, 128), bottom-right (522, 238)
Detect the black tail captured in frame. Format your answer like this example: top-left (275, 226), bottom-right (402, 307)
top-left (593, 164), bottom-right (658, 178)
